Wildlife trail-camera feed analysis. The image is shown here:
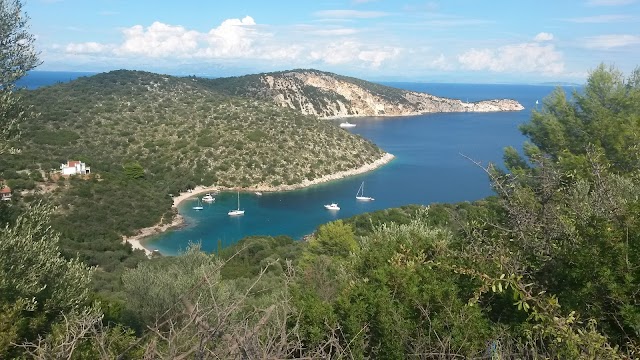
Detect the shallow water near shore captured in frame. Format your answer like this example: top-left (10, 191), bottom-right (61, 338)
top-left (146, 83), bottom-right (577, 254)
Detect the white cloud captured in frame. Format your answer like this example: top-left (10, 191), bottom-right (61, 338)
top-left (458, 42), bottom-right (564, 75)
top-left (314, 10), bottom-right (389, 19)
top-left (311, 28), bottom-right (359, 36)
top-left (200, 16), bottom-right (258, 58)
top-left (586, 0), bottom-right (636, 6)
top-left (582, 34), bottom-right (640, 49)
top-left (430, 54), bottom-right (453, 71)
top-left (66, 42), bottom-right (110, 54)
top-left (63, 17), bottom-right (398, 68)
top-left (564, 14), bottom-right (633, 23)
top-left (309, 41), bottom-right (400, 68)
top-left (534, 32), bottom-right (554, 42)
top-left (116, 22), bottom-right (201, 57)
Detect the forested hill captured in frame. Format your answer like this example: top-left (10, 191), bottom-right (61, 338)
top-left (1, 69), bottom-right (384, 295)
top-left (200, 68), bottom-right (524, 118)
top-left (18, 70), bottom-right (384, 190)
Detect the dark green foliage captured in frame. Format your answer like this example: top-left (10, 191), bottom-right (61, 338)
top-left (31, 129), bottom-right (80, 145)
top-left (296, 218), bottom-right (494, 359)
top-left (0, 202), bottom-right (93, 357)
top-left (521, 64), bottom-right (640, 172)
top-left (218, 235), bottom-right (302, 279)
top-left (122, 161), bottom-right (144, 179)
top-left (307, 220), bottom-right (356, 257)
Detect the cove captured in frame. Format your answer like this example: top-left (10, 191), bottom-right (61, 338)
top-left (145, 83), bottom-right (574, 254)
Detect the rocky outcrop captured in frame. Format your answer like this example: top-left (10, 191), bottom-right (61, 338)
top-left (254, 70), bottom-right (524, 118)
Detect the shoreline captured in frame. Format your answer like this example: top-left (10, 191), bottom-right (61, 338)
top-left (123, 152), bottom-right (395, 255)
top-left (321, 99), bottom-right (525, 120)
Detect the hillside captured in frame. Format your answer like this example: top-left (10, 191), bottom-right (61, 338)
top-left (0, 70), bottom-right (386, 288)
top-left (16, 70), bottom-right (384, 190)
top-left (202, 69), bottom-right (524, 118)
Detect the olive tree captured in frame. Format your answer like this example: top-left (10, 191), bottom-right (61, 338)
top-left (0, 202), bottom-right (93, 357)
top-left (0, 0), bottom-right (40, 154)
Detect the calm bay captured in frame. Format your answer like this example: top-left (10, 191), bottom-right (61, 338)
top-left (147, 82), bottom-right (573, 254)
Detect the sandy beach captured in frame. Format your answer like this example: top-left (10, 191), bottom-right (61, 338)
top-left (121, 186), bottom-right (217, 256)
top-left (123, 152), bottom-right (394, 255)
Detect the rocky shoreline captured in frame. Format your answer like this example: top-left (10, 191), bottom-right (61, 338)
top-left (260, 71), bottom-right (525, 118)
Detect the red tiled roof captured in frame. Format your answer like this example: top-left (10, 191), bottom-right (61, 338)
top-left (0, 186), bottom-right (10, 194)
top-left (68, 160), bottom-right (80, 167)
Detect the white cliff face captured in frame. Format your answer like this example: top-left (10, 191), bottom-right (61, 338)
top-left (259, 71), bottom-right (524, 118)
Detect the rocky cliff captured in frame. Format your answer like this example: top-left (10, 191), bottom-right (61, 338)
top-left (204, 69), bottom-right (524, 118)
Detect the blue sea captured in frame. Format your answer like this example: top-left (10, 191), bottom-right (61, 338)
top-left (16, 71), bottom-right (96, 90)
top-left (20, 71), bottom-right (577, 254)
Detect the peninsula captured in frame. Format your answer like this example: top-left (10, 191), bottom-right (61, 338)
top-left (202, 69), bottom-right (524, 118)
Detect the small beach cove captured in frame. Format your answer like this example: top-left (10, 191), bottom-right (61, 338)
top-left (124, 153), bottom-right (395, 255)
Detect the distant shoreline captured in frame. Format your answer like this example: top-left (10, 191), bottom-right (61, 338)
top-left (123, 152), bottom-right (395, 255)
top-left (322, 106), bottom-right (525, 120)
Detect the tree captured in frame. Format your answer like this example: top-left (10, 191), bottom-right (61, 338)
top-left (521, 64), bottom-right (640, 173)
top-left (0, 202), bottom-right (93, 357)
top-left (308, 219), bottom-right (357, 257)
top-left (0, 0), bottom-right (40, 154)
top-left (474, 65), bottom-right (640, 355)
top-left (122, 161), bottom-right (144, 179)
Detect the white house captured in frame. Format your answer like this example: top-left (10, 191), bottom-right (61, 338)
top-left (0, 186), bottom-right (11, 201)
top-left (60, 160), bottom-right (90, 175)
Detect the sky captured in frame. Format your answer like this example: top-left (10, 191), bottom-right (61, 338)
top-left (25, 0), bottom-right (640, 83)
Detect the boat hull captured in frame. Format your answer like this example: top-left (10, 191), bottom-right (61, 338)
top-left (356, 196), bottom-right (374, 201)
top-left (228, 210), bottom-right (245, 216)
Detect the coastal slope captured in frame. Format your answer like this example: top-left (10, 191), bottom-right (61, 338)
top-left (21, 70), bottom-right (385, 190)
top-left (202, 69), bottom-right (524, 118)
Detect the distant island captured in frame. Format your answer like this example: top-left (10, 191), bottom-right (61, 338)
top-left (536, 81), bottom-right (583, 86)
top-left (201, 69), bottom-right (525, 118)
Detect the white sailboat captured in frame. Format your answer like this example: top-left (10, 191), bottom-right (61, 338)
top-left (228, 191), bottom-right (245, 216)
top-left (192, 197), bottom-right (204, 210)
top-left (340, 121), bottom-right (356, 128)
top-left (355, 181), bottom-right (374, 201)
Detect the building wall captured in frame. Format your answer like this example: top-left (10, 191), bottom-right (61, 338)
top-left (62, 166), bottom-right (77, 175)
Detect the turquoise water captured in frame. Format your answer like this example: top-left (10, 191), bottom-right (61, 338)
top-left (147, 83), bottom-right (571, 254)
